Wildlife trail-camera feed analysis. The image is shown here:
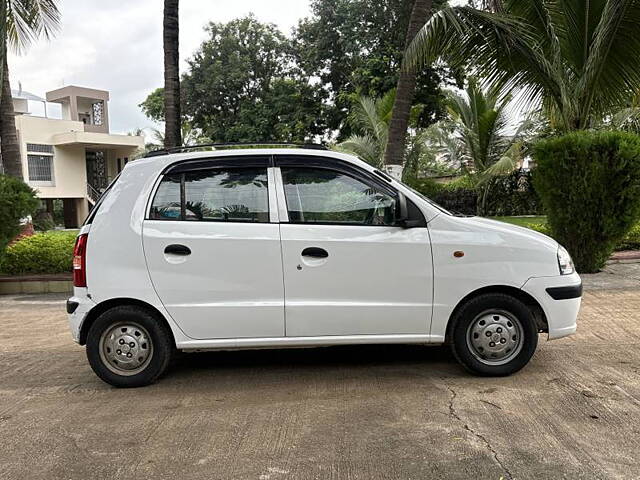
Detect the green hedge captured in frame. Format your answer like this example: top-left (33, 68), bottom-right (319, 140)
top-left (533, 131), bottom-right (640, 273)
top-left (406, 170), bottom-right (543, 216)
top-left (0, 175), bottom-right (39, 253)
top-left (0, 231), bottom-right (76, 275)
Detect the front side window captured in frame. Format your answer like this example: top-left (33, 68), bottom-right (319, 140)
top-left (281, 167), bottom-right (397, 225)
top-left (150, 168), bottom-right (269, 223)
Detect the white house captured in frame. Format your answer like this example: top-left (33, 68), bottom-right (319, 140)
top-left (10, 85), bottom-right (144, 227)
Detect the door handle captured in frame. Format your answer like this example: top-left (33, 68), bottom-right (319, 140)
top-left (301, 247), bottom-right (328, 258)
top-left (164, 244), bottom-right (191, 256)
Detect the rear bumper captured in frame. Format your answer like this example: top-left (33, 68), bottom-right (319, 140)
top-left (67, 287), bottom-right (96, 343)
top-left (521, 272), bottom-right (582, 340)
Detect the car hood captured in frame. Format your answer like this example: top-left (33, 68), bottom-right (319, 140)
top-left (462, 216), bottom-right (557, 248)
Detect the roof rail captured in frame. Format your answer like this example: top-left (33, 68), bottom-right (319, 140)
top-left (143, 142), bottom-right (328, 158)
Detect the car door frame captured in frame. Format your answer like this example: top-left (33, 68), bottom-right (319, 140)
top-left (141, 154), bottom-right (286, 340)
top-left (272, 154), bottom-right (435, 338)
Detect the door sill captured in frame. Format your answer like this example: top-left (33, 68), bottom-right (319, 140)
top-left (178, 333), bottom-right (443, 352)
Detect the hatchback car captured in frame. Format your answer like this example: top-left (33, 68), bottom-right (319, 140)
top-left (67, 145), bottom-right (582, 387)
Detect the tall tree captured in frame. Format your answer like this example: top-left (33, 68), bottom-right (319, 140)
top-left (294, 0), bottom-right (448, 139)
top-left (179, 16), bottom-right (326, 143)
top-left (0, 0), bottom-right (59, 179)
top-left (163, 0), bottom-right (181, 148)
top-left (405, 0), bottom-right (640, 132)
top-left (383, 0), bottom-right (432, 179)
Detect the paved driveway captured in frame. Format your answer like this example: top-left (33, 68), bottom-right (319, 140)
top-left (1, 265), bottom-right (639, 480)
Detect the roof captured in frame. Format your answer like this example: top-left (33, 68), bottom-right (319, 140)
top-left (133, 147), bottom-right (368, 172)
top-left (11, 89), bottom-right (46, 102)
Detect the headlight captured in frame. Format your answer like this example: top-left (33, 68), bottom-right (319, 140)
top-left (557, 246), bottom-right (575, 275)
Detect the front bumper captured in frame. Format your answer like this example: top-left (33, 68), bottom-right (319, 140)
top-left (521, 272), bottom-right (582, 340)
top-left (67, 288), bottom-right (96, 343)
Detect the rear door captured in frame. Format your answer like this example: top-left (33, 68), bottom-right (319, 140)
top-left (275, 156), bottom-right (433, 337)
top-left (142, 156), bottom-right (285, 340)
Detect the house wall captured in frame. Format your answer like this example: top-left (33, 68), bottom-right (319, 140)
top-left (15, 115), bottom-right (88, 199)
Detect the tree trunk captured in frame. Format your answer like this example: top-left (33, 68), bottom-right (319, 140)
top-left (383, 0), bottom-right (432, 180)
top-left (163, 0), bottom-right (181, 149)
top-left (0, 54), bottom-right (23, 179)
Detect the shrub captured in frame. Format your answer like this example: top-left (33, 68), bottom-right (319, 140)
top-left (0, 231), bottom-right (76, 275)
top-left (406, 171), bottom-right (542, 217)
top-left (618, 222), bottom-right (640, 251)
top-left (33, 210), bottom-right (55, 231)
top-left (533, 131), bottom-right (640, 272)
top-left (0, 175), bottom-right (39, 253)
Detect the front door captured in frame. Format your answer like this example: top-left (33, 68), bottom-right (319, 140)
top-left (276, 158), bottom-right (433, 337)
top-left (143, 158), bottom-right (285, 340)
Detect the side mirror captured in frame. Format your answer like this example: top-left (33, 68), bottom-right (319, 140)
top-left (396, 193), bottom-right (423, 228)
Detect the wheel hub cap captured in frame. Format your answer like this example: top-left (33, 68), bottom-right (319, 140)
top-left (467, 311), bottom-right (523, 365)
top-left (99, 323), bottom-right (153, 375)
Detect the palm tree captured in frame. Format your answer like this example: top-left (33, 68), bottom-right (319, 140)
top-left (336, 90), bottom-right (455, 179)
top-left (336, 91), bottom-right (395, 169)
top-left (405, 0), bottom-right (640, 131)
top-left (383, 0), bottom-right (433, 179)
top-left (163, 0), bottom-right (181, 148)
top-left (431, 79), bottom-right (534, 214)
top-left (0, 0), bottom-right (60, 179)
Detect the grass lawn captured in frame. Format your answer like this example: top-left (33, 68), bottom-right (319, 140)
top-left (490, 216), bottom-right (547, 227)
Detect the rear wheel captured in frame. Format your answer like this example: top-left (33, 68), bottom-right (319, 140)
top-left (86, 306), bottom-right (173, 388)
top-left (450, 293), bottom-right (538, 376)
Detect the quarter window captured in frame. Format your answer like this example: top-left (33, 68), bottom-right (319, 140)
top-left (150, 168), bottom-right (269, 223)
top-left (281, 167), bottom-right (397, 226)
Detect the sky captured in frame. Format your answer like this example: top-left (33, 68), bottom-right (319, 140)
top-left (8, 0), bottom-right (311, 135)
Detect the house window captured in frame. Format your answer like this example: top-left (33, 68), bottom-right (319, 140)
top-left (27, 155), bottom-right (54, 182)
top-left (26, 144), bottom-right (54, 184)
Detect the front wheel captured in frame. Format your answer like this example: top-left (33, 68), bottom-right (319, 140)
top-left (450, 293), bottom-right (539, 376)
top-left (86, 305), bottom-right (173, 388)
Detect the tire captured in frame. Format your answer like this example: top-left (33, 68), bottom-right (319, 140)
top-left (86, 305), bottom-right (173, 388)
top-left (450, 293), bottom-right (539, 376)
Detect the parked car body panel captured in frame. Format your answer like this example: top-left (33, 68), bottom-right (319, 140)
top-left (69, 148), bottom-right (580, 354)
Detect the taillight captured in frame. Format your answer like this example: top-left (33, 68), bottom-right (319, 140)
top-left (73, 234), bottom-right (88, 287)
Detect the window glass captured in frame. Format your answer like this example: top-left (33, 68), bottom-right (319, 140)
top-left (149, 168), bottom-right (269, 223)
top-left (27, 154), bottom-right (54, 182)
top-left (281, 167), bottom-right (396, 225)
top-left (150, 174), bottom-right (181, 220)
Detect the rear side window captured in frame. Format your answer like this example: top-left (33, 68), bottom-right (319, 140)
top-left (150, 167), bottom-right (269, 223)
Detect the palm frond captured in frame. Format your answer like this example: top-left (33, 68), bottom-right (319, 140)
top-left (6, 0), bottom-right (61, 53)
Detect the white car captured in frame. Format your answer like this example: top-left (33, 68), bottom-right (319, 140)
top-left (67, 145), bottom-right (582, 388)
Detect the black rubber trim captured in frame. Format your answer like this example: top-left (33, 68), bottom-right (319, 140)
top-left (546, 283), bottom-right (583, 300)
top-left (164, 155), bottom-right (271, 174)
top-left (66, 300), bottom-right (79, 314)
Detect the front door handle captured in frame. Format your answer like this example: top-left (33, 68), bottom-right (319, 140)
top-left (164, 244), bottom-right (191, 256)
top-left (301, 247), bottom-right (328, 258)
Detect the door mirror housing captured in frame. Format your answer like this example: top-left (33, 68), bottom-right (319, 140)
top-left (396, 193), bottom-right (424, 228)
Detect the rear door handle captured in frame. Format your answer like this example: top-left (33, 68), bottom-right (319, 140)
top-left (164, 244), bottom-right (191, 256)
top-left (301, 247), bottom-right (328, 258)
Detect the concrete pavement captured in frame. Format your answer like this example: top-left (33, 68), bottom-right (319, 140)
top-left (1, 265), bottom-right (639, 479)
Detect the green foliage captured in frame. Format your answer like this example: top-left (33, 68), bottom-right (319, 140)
top-left (533, 130), bottom-right (640, 272)
top-left (406, 170), bottom-right (542, 216)
top-left (295, 0), bottom-right (451, 137)
top-left (618, 223), bottom-right (640, 251)
top-left (0, 231), bottom-right (76, 275)
top-left (0, 175), bottom-right (39, 253)
top-left (32, 210), bottom-right (55, 231)
top-left (181, 16), bottom-right (326, 143)
top-left (406, 1), bottom-right (640, 131)
top-left (138, 87), bottom-right (165, 123)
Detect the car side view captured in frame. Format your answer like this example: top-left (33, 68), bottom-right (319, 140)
top-left (67, 144), bottom-right (582, 388)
